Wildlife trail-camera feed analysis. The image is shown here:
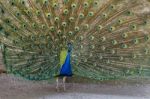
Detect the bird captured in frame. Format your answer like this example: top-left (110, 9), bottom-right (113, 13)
top-left (0, 0), bottom-right (150, 87)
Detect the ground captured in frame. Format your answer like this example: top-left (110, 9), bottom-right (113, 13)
top-left (0, 74), bottom-right (150, 99)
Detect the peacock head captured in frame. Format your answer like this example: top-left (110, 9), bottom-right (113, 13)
top-left (68, 43), bottom-right (72, 52)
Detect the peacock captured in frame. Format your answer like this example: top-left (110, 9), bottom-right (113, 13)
top-left (0, 0), bottom-right (150, 82)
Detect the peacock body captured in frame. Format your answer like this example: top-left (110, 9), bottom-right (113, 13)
top-left (0, 0), bottom-right (150, 81)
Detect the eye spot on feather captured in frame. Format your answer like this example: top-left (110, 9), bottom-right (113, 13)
top-left (143, 48), bottom-right (149, 55)
top-left (126, 11), bottom-right (133, 16)
top-left (69, 17), bottom-right (74, 22)
top-left (119, 56), bottom-right (124, 61)
top-left (121, 44), bottom-right (128, 49)
top-left (62, 22), bottom-right (67, 27)
top-left (121, 33), bottom-right (128, 39)
top-left (94, 1), bottom-right (98, 6)
top-left (32, 23), bottom-right (36, 28)
top-left (63, 9), bottom-right (69, 15)
top-left (41, 24), bottom-right (46, 29)
top-left (22, 24), bottom-right (27, 28)
top-left (83, 2), bottom-right (89, 8)
top-left (75, 26), bottom-right (80, 32)
top-left (109, 26), bottom-right (116, 32)
top-left (130, 24), bottom-right (137, 30)
top-left (80, 45), bottom-right (83, 49)
top-left (36, 10), bottom-right (41, 16)
top-left (101, 36), bottom-right (106, 42)
top-left (50, 26), bottom-right (55, 32)
top-left (144, 35), bottom-right (149, 41)
top-left (88, 12), bottom-right (94, 17)
top-left (112, 40), bottom-right (118, 45)
top-left (79, 36), bottom-right (84, 41)
top-left (90, 45), bottom-right (95, 49)
top-left (110, 5), bottom-right (115, 10)
top-left (54, 17), bottom-right (60, 22)
top-left (89, 36), bottom-right (95, 40)
top-left (111, 49), bottom-right (115, 54)
top-left (16, 12), bottom-right (21, 17)
top-left (83, 24), bottom-right (89, 30)
top-left (71, 3), bottom-right (77, 9)
top-left (79, 13), bottom-right (85, 19)
top-left (102, 13), bottom-right (108, 18)
top-left (131, 54), bottom-right (137, 59)
top-left (133, 38), bottom-right (139, 44)
top-left (53, 3), bottom-right (58, 8)
top-left (46, 13), bottom-right (51, 19)
top-left (57, 30), bottom-right (62, 35)
top-left (20, 0), bottom-right (25, 5)
top-left (68, 31), bottom-right (73, 36)
top-left (43, 0), bottom-right (48, 5)
top-left (97, 25), bottom-right (103, 31)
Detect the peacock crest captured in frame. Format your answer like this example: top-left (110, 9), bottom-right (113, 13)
top-left (0, 0), bottom-right (150, 81)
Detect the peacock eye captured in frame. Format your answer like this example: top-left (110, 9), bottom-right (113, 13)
top-left (32, 23), bottom-right (36, 28)
top-left (36, 10), bottom-right (41, 16)
top-left (20, 0), bottom-right (25, 5)
top-left (101, 36), bottom-right (106, 42)
top-left (119, 56), bottom-right (124, 61)
top-left (57, 30), bottom-right (62, 35)
top-left (102, 13), bottom-right (107, 18)
top-left (68, 31), bottom-right (73, 36)
top-left (83, 24), bottom-right (89, 29)
top-left (133, 38), bottom-right (139, 44)
top-left (62, 22), bottom-right (67, 27)
top-left (75, 26), bottom-right (80, 32)
top-left (42, 24), bottom-right (46, 29)
top-left (111, 49), bottom-right (115, 54)
top-left (111, 40), bottom-right (117, 45)
top-left (71, 3), bottom-right (77, 9)
top-left (121, 44), bottom-right (128, 49)
top-left (54, 17), bottom-right (59, 22)
top-left (69, 17), bottom-right (74, 22)
top-left (130, 24), bottom-right (137, 30)
top-left (10, 1), bottom-right (16, 6)
top-left (97, 25), bottom-right (103, 30)
top-left (43, 0), bottom-right (48, 5)
top-left (90, 45), bottom-right (95, 49)
top-left (121, 33), bottom-right (128, 38)
top-left (144, 48), bottom-right (149, 54)
top-left (94, 1), bottom-right (98, 6)
top-left (89, 36), bottom-right (95, 40)
top-left (50, 26), bottom-right (55, 31)
top-left (16, 12), bottom-right (21, 17)
top-left (79, 36), bottom-right (83, 40)
top-left (63, 36), bottom-right (66, 39)
top-left (131, 54), bottom-right (137, 59)
top-left (118, 19), bottom-right (123, 24)
top-left (63, 9), bottom-right (69, 15)
top-left (46, 13), bottom-right (51, 19)
top-left (110, 5), bottom-right (115, 10)
top-left (53, 3), bottom-right (58, 8)
top-left (22, 24), bottom-right (26, 28)
top-left (88, 12), bottom-right (94, 17)
top-left (83, 2), bottom-right (89, 8)
top-left (109, 26), bottom-right (115, 32)
top-left (79, 13), bottom-right (84, 19)
top-left (144, 35), bottom-right (149, 41)
top-left (126, 11), bottom-right (132, 16)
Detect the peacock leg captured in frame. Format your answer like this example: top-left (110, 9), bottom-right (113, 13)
top-left (56, 77), bottom-right (60, 92)
top-left (63, 76), bottom-right (67, 91)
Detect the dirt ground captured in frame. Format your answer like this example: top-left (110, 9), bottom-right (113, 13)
top-left (0, 74), bottom-right (150, 99)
